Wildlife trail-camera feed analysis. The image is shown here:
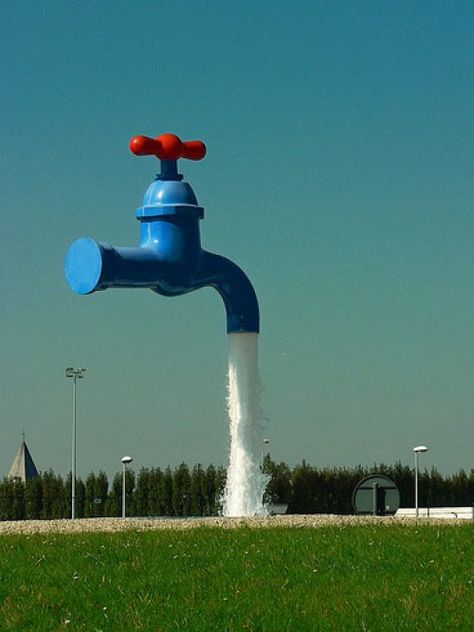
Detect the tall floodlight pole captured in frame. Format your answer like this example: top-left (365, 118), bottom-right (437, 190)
top-left (65, 367), bottom-right (86, 519)
top-left (413, 445), bottom-right (428, 519)
top-left (121, 456), bottom-right (133, 518)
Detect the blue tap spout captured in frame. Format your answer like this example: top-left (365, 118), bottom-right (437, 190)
top-left (65, 239), bottom-right (259, 333)
top-left (199, 252), bottom-right (259, 333)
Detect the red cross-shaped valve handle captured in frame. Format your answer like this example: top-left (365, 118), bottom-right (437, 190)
top-left (130, 133), bottom-right (206, 161)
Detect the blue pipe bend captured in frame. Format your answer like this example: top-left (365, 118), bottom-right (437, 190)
top-left (65, 238), bottom-right (259, 334)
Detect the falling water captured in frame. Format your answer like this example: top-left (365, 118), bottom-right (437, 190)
top-left (223, 332), bottom-right (268, 517)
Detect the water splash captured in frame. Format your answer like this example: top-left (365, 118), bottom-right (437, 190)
top-left (223, 333), bottom-right (268, 517)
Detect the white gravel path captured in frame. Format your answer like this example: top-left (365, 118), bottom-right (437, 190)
top-left (0, 514), bottom-right (467, 535)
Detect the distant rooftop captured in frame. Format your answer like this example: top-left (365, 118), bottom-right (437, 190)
top-left (8, 440), bottom-right (39, 482)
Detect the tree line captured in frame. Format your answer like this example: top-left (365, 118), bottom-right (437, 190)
top-left (0, 458), bottom-right (472, 521)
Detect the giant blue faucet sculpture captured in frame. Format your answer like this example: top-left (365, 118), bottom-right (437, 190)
top-left (65, 132), bottom-right (259, 333)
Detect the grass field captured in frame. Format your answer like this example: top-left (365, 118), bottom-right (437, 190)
top-left (0, 522), bottom-right (472, 631)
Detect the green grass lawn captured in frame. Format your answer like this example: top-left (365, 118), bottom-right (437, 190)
top-left (0, 523), bottom-right (472, 631)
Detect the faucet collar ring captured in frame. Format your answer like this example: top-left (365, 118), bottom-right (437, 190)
top-left (136, 204), bottom-right (204, 220)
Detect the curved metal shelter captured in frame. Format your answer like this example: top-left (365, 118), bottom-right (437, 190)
top-left (352, 474), bottom-right (400, 516)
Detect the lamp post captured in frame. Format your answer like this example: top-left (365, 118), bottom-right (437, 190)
top-left (65, 367), bottom-right (86, 520)
top-left (261, 438), bottom-right (270, 462)
top-left (413, 445), bottom-right (428, 519)
top-left (121, 455), bottom-right (133, 518)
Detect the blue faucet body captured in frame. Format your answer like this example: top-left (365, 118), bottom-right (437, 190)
top-left (65, 157), bottom-right (259, 333)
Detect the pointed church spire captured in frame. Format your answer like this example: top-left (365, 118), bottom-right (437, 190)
top-left (8, 436), bottom-right (39, 482)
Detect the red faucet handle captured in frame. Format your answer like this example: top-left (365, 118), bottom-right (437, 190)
top-left (130, 133), bottom-right (206, 161)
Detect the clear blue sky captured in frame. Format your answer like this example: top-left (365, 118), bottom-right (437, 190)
top-left (1, 1), bottom-right (473, 479)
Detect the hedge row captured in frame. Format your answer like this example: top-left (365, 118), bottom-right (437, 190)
top-left (0, 458), bottom-right (472, 520)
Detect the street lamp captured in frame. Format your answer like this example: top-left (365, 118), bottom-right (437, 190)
top-left (262, 438), bottom-right (270, 461)
top-left (413, 445), bottom-right (428, 519)
top-left (121, 455), bottom-right (133, 518)
top-left (65, 367), bottom-right (86, 520)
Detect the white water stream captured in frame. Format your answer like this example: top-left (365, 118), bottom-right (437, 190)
top-left (222, 333), bottom-right (268, 517)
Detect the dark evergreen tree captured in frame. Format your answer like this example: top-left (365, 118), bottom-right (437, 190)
top-left (0, 478), bottom-right (25, 520)
top-left (85, 472), bottom-right (97, 518)
top-left (106, 472), bottom-right (122, 516)
top-left (160, 467), bottom-right (174, 516)
top-left (25, 476), bottom-right (43, 519)
top-left (262, 455), bottom-right (292, 505)
top-left (289, 461), bottom-right (318, 513)
top-left (42, 471), bottom-right (67, 519)
top-left (134, 468), bottom-right (150, 516)
top-left (11, 478), bottom-right (25, 519)
top-left (190, 464), bottom-right (207, 516)
top-left (387, 461), bottom-right (413, 508)
top-left (173, 463), bottom-right (191, 516)
top-left (205, 464), bottom-right (217, 515)
top-left (147, 467), bottom-right (164, 516)
top-left (0, 478), bottom-right (14, 520)
top-left (204, 464), bottom-right (226, 516)
top-left (94, 470), bottom-right (109, 517)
